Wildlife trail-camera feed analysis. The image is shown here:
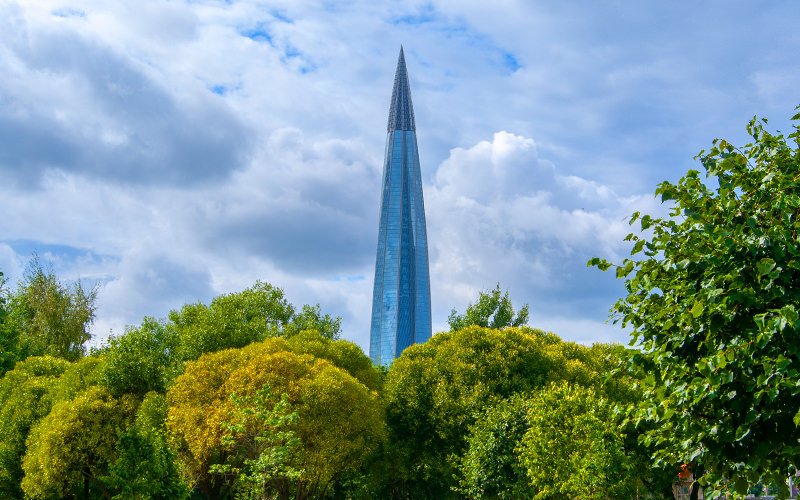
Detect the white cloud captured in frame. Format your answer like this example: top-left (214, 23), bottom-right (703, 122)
top-left (427, 131), bottom-right (657, 343)
top-left (1, 0), bottom-right (799, 354)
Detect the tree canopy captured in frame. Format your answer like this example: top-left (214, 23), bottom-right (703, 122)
top-left (590, 109), bottom-right (800, 497)
top-left (447, 284), bottom-right (529, 331)
top-left (5, 257), bottom-right (97, 363)
top-left (21, 386), bottom-right (138, 499)
top-left (167, 337), bottom-right (384, 500)
top-left (383, 326), bottom-right (617, 498)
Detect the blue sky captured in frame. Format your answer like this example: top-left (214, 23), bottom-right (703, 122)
top-left (1, 0), bottom-right (798, 350)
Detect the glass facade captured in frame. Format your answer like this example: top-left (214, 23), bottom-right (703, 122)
top-left (370, 47), bottom-right (432, 367)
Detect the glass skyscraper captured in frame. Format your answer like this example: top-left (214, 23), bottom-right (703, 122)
top-left (369, 47), bottom-right (432, 367)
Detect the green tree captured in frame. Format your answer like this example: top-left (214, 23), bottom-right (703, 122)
top-left (284, 304), bottom-right (342, 340)
top-left (518, 382), bottom-right (636, 500)
top-left (209, 385), bottom-right (303, 500)
top-left (99, 317), bottom-right (181, 397)
top-left (589, 109), bottom-right (800, 497)
top-left (7, 257), bottom-right (97, 362)
top-left (170, 281), bottom-right (296, 361)
top-left (0, 270), bottom-right (19, 375)
top-left (448, 284), bottom-right (529, 331)
top-left (455, 395), bottom-right (537, 500)
top-left (102, 392), bottom-right (190, 500)
top-left (383, 326), bottom-right (609, 498)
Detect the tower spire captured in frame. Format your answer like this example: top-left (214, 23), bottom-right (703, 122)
top-left (387, 46), bottom-right (416, 132)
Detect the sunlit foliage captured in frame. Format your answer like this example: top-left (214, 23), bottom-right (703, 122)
top-left (167, 338), bottom-right (384, 499)
top-left (591, 109), bottom-right (800, 497)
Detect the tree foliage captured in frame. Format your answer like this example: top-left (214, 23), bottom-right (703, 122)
top-left (102, 392), bottom-right (190, 500)
top-left (21, 386), bottom-right (138, 499)
top-left (284, 304), bottom-right (342, 340)
top-left (590, 109), bottom-right (800, 497)
top-left (167, 338), bottom-right (385, 500)
top-left (455, 395), bottom-right (536, 499)
top-left (0, 356), bottom-right (69, 498)
top-left (448, 284), bottom-right (529, 331)
top-left (100, 317), bottom-right (181, 397)
top-left (285, 330), bottom-right (381, 392)
top-left (519, 382), bottom-right (636, 500)
top-left (210, 385), bottom-right (303, 500)
top-left (169, 281), bottom-right (295, 361)
top-left (0, 270), bottom-right (16, 375)
top-left (7, 257), bottom-right (97, 362)
top-left (168, 281), bottom-right (342, 363)
top-left (383, 326), bottom-right (613, 497)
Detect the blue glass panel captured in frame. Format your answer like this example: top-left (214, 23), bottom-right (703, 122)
top-left (370, 54), bottom-right (431, 367)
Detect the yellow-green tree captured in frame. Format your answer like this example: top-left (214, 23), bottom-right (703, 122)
top-left (0, 356), bottom-right (69, 498)
top-left (0, 355), bottom-right (104, 499)
top-left (285, 330), bottom-right (381, 392)
top-left (21, 386), bottom-right (138, 499)
top-left (167, 338), bottom-right (384, 500)
top-left (518, 382), bottom-right (635, 500)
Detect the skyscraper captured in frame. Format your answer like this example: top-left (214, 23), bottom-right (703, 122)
top-left (369, 47), bottom-right (432, 367)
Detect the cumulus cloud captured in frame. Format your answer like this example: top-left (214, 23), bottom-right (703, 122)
top-left (426, 131), bottom-right (655, 340)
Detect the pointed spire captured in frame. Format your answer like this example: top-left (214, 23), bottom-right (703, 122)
top-left (387, 46), bottom-right (416, 132)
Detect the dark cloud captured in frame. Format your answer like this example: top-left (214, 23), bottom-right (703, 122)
top-left (99, 250), bottom-right (216, 324)
top-left (0, 20), bottom-right (252, 189)
top-left (209, 202), bottom-right (375, 276)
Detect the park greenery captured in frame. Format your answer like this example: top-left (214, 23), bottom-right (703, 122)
top-left (1, 108), bottom-right (798, 499)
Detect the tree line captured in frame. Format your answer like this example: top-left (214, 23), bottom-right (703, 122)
top-left (0, 267), bottom-right (674, 499)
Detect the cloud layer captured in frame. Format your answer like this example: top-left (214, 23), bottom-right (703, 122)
top-left (1, 0), bottom-right (798, 350)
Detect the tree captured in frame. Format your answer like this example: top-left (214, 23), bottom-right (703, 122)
top-left (209, 385), bottom-right (303, 500)
top-left (285, 330), bottom-right (381, 392)
top-left (383, 326), bottom-right (611, 498)
top-left (283, 304), bottom-right (342, 340)
top-left (0, 270), bottom-right (18, 375)
top-left (167, 339), bottom-right (385, 500)
top-left (0, 356), bottom-right (69, 499)
top-left (21, 386), bottom-right (138, 500)
top-left (102, 391), bottom-right (190, 500)
top-left (0, 355), bottom-right (104, 499)
top-left (7, 257), bottom-right (97, 362)
top-left (170, 281), bottom-right (296, 361)
top-left (168, 281), bottom-right (342, 363)
top-left (448, 284), bottom-right (529, 331)
top-left (455, 395), bottom-right (537, 499)
top-left (589, 109), bottom-right (800, 497)
top-left (518, 382), bottom-right (636, 500)
top-left (99, 317), bottom-right (181, 397)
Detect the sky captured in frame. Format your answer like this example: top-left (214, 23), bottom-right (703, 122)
top-left (1, 0), bottom-right (799, 351)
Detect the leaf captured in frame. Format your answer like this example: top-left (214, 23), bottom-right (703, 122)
top-left (690, 301), bottom-right (704, 318)
top-left (735, 425), bottom-right (751, 442)
top-left (756, 258), bottom-right (776, 276)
